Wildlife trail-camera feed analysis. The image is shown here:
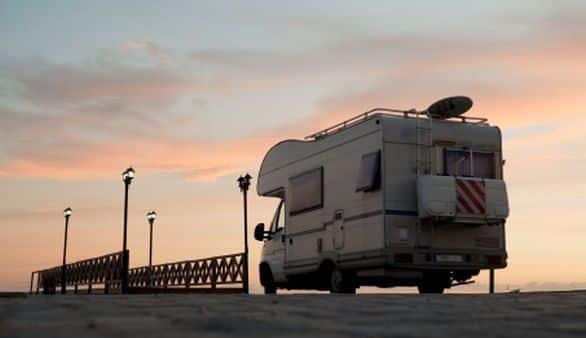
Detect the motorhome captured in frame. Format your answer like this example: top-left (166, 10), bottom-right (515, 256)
top-left (254, 97), bottom-right (509, 294)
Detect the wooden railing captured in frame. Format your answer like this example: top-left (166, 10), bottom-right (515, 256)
top-left (128, 252), bottom-right (245, 293)
top-left (32, 251), bottom-right (128, 294)
top-left (31, 251), bottom-right (246, 294)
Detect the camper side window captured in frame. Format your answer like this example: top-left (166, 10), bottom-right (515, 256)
top-left (289, 167), bottom-right (323, 216)
top-left (356, 150), bottom-right (381, 192)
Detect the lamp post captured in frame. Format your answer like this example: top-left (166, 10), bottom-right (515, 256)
top-left (121, 167), bottom-right (135, 292)
top-left (146, 211), bottom-right (157, 287)
top-left (237, 173), bottom-right (252, 294)
top-left (488, 269), bottom-right (494, 294)
top-left (61, 207), bottom-right (72, 294)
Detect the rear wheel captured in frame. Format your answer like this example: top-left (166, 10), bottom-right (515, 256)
top-left (417, 271), bottom-right (449, 294)
top-left (417, 283), bottom-right (445, 294)
top-left (328, 267), bottom-right (356, 294)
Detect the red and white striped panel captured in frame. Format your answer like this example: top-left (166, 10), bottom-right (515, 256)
top-left (456, 179), bottom-right (486, 214)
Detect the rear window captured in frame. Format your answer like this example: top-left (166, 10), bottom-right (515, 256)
top-left (445, 150), bottom-right (471, 177)
top-left (472, 152), bottom-right (495, 179)
top-left (444, 149), bottom-right (495, 178)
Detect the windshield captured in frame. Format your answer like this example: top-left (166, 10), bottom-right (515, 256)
top-left (270, 200), bottom-right (285, 233)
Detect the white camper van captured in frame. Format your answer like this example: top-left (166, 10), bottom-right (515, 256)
top-left (254, 97), bottom-right (509, 294)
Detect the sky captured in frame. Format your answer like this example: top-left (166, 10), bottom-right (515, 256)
top-left (0, 0), bottom-right (585, 293)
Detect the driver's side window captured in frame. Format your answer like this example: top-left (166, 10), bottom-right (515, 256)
top-left (270, 200), bottom-right (285, 233)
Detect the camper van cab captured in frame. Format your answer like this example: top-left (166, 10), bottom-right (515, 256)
top-left (254, 97), bottom-right (509, 294)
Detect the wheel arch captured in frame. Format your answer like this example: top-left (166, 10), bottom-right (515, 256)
top-left (318, 258), bottom-right (336, 274)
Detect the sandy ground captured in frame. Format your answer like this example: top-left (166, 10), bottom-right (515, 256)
top-left (1, 291), bottom-right (585, 338)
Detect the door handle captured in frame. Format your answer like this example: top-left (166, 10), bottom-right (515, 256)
top-left (289, 238), bottom-right (293, 245)
top-left (281, 235), bottom-right (285, 243)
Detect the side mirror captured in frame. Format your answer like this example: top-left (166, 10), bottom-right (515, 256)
top-left (254, 223), bottom-right (266, 241)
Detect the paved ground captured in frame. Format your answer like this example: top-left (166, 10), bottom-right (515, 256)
top-left (1, 291), bottom-right (585, 338)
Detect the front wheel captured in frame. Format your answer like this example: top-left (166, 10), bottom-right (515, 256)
top-left (264, 280), bottom-right (276, 295)
top-left (260, 264), bottom-right (276, 295)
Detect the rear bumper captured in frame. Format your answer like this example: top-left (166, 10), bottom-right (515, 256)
top-left (390, 249), bottom-right (507, 270)
top-left (344, 248), bottom-right (506, 287)
top-left (338, 248), bottom-right (507, 271)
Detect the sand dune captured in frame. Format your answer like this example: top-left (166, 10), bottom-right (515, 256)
top-left (1, 291), bottom-right (585, 337)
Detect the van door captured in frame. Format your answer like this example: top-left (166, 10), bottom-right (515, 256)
top-left (333, 210), bottom-right (345, 249)
top-left (265, 200), bottom-right (286, 283)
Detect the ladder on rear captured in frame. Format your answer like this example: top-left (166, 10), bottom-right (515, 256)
top-left (415, 111), bottom-right (433, 176)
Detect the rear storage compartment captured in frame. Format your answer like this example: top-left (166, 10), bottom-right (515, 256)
top-left (417, 175), bottom-right (509, 223)
top-left (416, 175), bottom-right (508, 268)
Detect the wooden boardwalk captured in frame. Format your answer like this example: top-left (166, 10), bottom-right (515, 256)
top-left (1, 291), bottom-right (585, 338)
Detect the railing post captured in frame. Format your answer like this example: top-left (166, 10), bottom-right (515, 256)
top-left (29, 272), bottom-right (34, 295)
top-left (163, 273), bottom-right (168, 289)
top-left (185, 264), bottom-right (191, 289)
top-left (42, 275), bottom-right (50, 295)
top-left (41, 271), bottom-right (51, 294)
top-left (211, 260), bottom-right (217, 289)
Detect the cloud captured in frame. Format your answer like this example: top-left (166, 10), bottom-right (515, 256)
top-left (0, 54), bottom-right (235, 180)
top-left (2, 3), bottom-right (586, 181)
top-left (121, 40), bottom-right (173, 65)
top-left (0, 124), bottom-right (277, 180)
top-left (187, 2), bottom-right (586, 128)
top-left (184, 165), bottom-right (243, 181)
top-left (2, 60), bottom-right (193, 109)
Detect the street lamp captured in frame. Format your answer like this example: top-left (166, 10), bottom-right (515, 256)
top-left (121, 166), bottom-right (135, 292)
top-left (489, 269), bottom-right (495, 294)
top-left (237, 173), bottom-right (252, 294)
top-left (146, 211), bottom-right (157, 287)
top-left (61, 207), bottom-right (72, 294)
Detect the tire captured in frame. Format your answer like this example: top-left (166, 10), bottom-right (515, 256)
top-left (417, 272), bottom-right (448, 294)
top-left (264, 279), bottom-right (276, 295)
top-left (417, 283), bottom-right (445, 294)
top-left (328, 267), bottom-right (356, 294)
top-left (260, 265), bottom-right (276, 295)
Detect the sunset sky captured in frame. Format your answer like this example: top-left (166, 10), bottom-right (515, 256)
top-left (1, 0), bottom-right (585, 292)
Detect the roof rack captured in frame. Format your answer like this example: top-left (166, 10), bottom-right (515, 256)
top-left (305, 107), bottom-right (488, 140)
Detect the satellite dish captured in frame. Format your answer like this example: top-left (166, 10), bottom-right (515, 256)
top-left (427, 96), bottom-right (473, 119)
